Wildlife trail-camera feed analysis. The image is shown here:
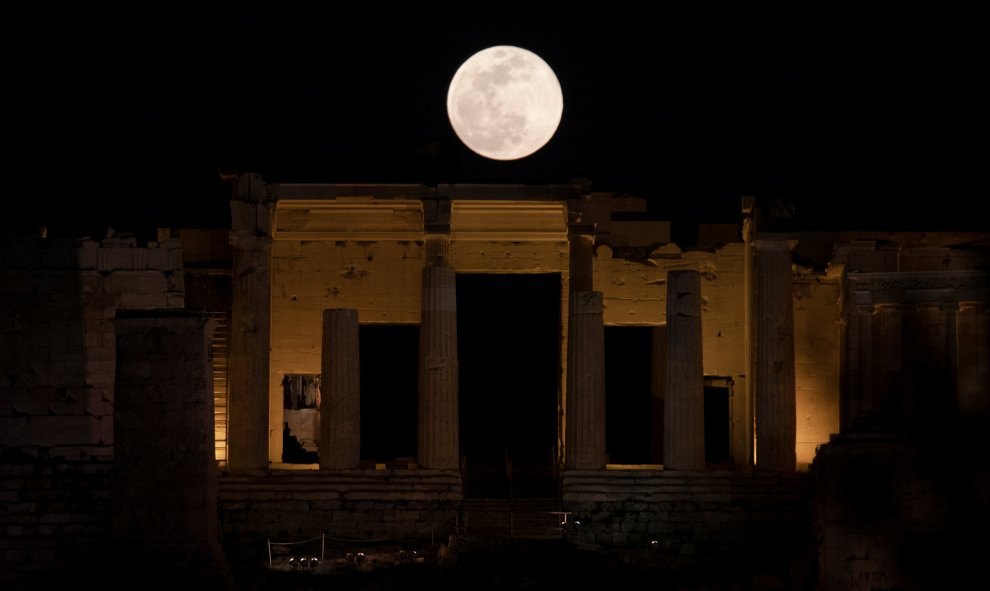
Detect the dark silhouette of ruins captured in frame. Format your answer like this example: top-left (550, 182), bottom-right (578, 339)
top-left (2, 173), bottom-right (987, 590)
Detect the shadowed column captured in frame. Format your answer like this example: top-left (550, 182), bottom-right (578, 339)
top-left (957, 303), bottom-right (990, 416)
top-left (754, 239), bottom-right (797, 472)
top-left (565, 290), bottom-right (606, 469)
top-left (321, 309), bottom-right (360, 469)
top-left (227, 174), bottom-right (273, 473)
top-left (418, 236), bottom-right (459, 469)
top-left (664, 270), bottom-right (705, 470)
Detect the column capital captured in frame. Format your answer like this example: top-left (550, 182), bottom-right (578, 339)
top-left (230, 198), bottom-right (275, 243)
top-left (939, 300), bottom-right (961, 313)
top-left (424, 233), bottom-right (451, 267)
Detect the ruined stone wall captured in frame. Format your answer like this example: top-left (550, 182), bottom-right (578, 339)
top-left (594, 244), bottom-right (668, 325)
top-left (218, 470), bottom-right (461, 579)
top-left (0, 233), bottom-right (183, 585)
top-left (561, 470), bottom-right (815, 585)
top-left (813, 432), bottom-right (990, 591)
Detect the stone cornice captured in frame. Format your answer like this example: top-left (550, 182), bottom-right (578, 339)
top-left (846, 270), bottom-right (990, 305)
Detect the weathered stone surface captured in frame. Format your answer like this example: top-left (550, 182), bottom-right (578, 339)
top-left (664, 270), bottom-right (705, 470)
top-left (753, 239), bottom-right (797, 472)
top-left (565, 291), bottom-right (606, 469)
top-left (227, 195), bottom-right (274, 471)
top-left (418, 254), bottom-right (459, 470)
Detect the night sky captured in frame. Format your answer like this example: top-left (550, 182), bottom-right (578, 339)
top-left (8, 4), bottom-right (980, 240)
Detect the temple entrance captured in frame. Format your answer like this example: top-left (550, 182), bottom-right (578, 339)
top-left (604, 326), bottom-right (655, 465)
top-left (704, 376), bottom-right (733, 467)
top-left (456, 273), bottom-right (560, 499)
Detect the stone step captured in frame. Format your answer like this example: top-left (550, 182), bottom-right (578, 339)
top-left (460, 502), bottom-right (569, 540)
top-left (461, 496), bottom-right (567, 539)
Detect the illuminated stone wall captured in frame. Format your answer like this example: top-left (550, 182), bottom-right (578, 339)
top-left (264, 191), bottom-right (848, 472)
top-left (271, 239), bottom-right (424, 376)
top-left (793, 275), bottom-right (841, 468)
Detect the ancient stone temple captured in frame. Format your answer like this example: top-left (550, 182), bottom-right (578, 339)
top-left (2, 173), bottom-right (988, 589)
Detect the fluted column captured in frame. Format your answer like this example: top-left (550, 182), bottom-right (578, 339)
top-left (321, 309), bottom-right (360, 469)
top-left (754, 238), bottom-right (796, 472)
top-left (417, 235), bottom-right (459, 469)
top-left (663, 270), bottom-right (705, 470)
top-left (842, 293), bottom-right (875, 432)
top-left (565, 291), bottom-right (606, 469)
top-left (227, 174), bottom-right (273, 473)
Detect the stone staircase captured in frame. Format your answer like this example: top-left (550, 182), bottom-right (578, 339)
top-left (460, 497), bottom-right (567, 540)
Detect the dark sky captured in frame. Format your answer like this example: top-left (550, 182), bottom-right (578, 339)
top-left (8, 4), bottom-right (981, 239)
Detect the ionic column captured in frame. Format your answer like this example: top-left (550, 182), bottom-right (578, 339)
top-left (227, 174), bottom-right (273, 473)
top-left (417, 235), bottom-right (459, 469)
top-left (753, 238), bottom-right (796, 472)
top-left (321, 309), bottom-right (360, 469)
top-left (663, 270), bottom-right (705, 470)
top-left (565, 291), bottom-right (606, 470)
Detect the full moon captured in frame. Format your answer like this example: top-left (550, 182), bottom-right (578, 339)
top-left (447, 45), bottom-right (563, 161)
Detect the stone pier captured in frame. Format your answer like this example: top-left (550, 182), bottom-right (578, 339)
top-left (112, 311), bottom-right (231, 585)
top-left (754, 239), bottom-right (796, 472)
top-left (565, 290), bottom-right (606, 469)
top-left (321, 308), bottom-right (360, 469)
top-left (664, 270), bottom-right (705, 470)
top-left (417, 235), bottom-right (459, 469)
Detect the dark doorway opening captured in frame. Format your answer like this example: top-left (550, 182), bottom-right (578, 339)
top-left (360, 324), bottom-right (418, 465)
top-left (704, 378), bottom-right (732, 466)
top-left (605, 326), bottom-right (654, 464)
top-left (457, 273), bottom-right (560, 498)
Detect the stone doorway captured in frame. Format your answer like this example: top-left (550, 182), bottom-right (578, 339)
top-left (704, 377), bottom-right (734, 467)
top-left (456, 273), bottom-right (561, 499)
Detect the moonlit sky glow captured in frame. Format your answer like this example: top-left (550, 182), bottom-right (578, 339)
top-left (447, 45), bottom-right (563, 161)
top-left (5, 4), bottom-right (979, 237)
